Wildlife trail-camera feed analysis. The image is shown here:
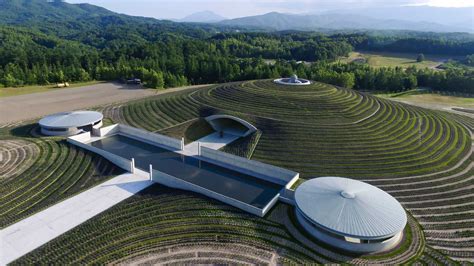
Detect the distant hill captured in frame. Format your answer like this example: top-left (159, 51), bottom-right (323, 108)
top-left (0, 0), bottom-right (238, 41)
top-left (179, 11), bottom-right (226, 23)
top-left (219, 10), bottom-right (473, 33)
top-left (325, 6), bottom-right (474, 29)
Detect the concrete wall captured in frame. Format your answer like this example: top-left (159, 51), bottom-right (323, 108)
top-left (205, 114), bottom-right (257, 137)
top-left (96, 124), bottom-right (120, 137)
top-left (41, 126), bottom-right (80, 136)
top-left (261, 193), bottom-right (281, 215)
top-left (68, 124), bottom-right (296, 218)
top-left (151, 168), bottom-right (267, 216)
top-left (68, 131), bottom-right (92, 142)
top-left (93, 121), bottom-right (103, 129)
top-left (200, 146), bottom-right (299, 185)
top-left (296, 210), bottom-right (403, 253)
top-left (67, 132), bottom-right (132, 172)
top-left (118, 124), bottom-right (182, 151)
top-left (279, 188), bottom-right (296, 205)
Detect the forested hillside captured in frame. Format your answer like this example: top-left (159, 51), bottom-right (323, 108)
top-left (0, 0), bottom-right (472, 93)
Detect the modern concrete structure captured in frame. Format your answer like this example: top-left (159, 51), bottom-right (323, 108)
top-left (294, 177), bottom-right (407, 253)
top-left (205, 114), bottom-right (257, 137)
top-left (39, 111), bottom-right (103, 136)
top-left (68, 124), bottom-right (300, 217)
top-left (274, 74), bottom-right (311, 86)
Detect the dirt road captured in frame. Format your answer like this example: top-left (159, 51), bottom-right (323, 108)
top-left (0, 83), bottom-right (209, 124)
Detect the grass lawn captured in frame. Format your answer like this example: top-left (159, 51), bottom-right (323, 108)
top-left (338, 51), bottom-right (449, 69)
top-left (376, 90), bottom-right (474, 109)
top-left (5, 79), bottom-right (471, 264)
top-left (0, 81), bottom-right (104, 98)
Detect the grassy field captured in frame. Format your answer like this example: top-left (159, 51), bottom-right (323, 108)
top-left (338, 51), bottom-right (447, 69)
top-left (375, 90), bottom-right (474, 110)
top-left (0, 81), bottom-right (103, 98)
top-left (3, 80), bottom-right (473, 264)
top-left (0, 123), bottom-right (124, 228)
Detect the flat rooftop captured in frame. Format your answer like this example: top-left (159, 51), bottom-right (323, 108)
top-left (89, 134), bottom-right (283, 208)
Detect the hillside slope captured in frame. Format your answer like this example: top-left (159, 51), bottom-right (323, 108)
top-left (219, 11), bottom-right (473, 33)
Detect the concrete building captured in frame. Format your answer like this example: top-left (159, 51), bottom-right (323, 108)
top-left (274, 74), bottom-right (311, 86)
top-left (294, 177), bottom-right (407, 253)
top-left (39, 111), bottom-right (103, 136)
top-left (67, 123), bottom-right (300, 217)
top-left (205, 114), bottom-right (257, 137)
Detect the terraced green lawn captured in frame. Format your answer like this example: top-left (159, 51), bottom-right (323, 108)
top-left (4, 80), bottom-right (473, 264)
top-left (0, 124), bottom-right (124, 228)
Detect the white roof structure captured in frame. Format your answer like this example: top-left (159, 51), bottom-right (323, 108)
top-left (39, 111), bottom-right (103, 129)
top-left (295, 177), bottom-right (407, 239)
top-left (273, 75), bottom-right (311, 86)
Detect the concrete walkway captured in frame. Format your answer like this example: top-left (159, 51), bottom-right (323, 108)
top-left (182, 132), bottom-right (240, 156)
top-left (0, 132), bottom-right (238, 265)
top-left (0, 172), bottom-right (153, 265)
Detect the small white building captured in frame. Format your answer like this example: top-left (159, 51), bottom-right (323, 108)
top-left (274, 74), bottom-right (311, 86)
top-left (294, 177), bottom-right (407, 253)
top-left (39, 111), bottom-right (103, 136)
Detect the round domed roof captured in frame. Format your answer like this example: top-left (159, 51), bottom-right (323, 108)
top-left (295, 177), bottom-right (407, 239)
top-left (39, 111), bottom-right (103, 128)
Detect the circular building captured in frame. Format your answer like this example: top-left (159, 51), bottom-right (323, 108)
top-left (39, 111), bottom-right (103, 136)
top-left (294, 177), bottom-right (407, 253)
top-left (274, 74), bottom-right (311, 86)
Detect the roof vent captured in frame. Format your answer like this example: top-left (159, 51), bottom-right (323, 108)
top-left (340, 191), bottom-right (355, 199)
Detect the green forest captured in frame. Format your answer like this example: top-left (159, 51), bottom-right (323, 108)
top-left (0, 0), bottom-right (473, 93)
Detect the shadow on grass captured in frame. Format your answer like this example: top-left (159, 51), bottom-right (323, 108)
top-left (6, 123), bottom-right (37, 138)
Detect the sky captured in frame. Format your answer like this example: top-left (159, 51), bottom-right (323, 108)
top-left (65, 0), bottom-right (474, 19)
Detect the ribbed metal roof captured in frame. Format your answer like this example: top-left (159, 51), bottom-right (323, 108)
top-left (295, 177), bottom-right (407, 239)
top-left (39, 111), bottom-right (103, 128)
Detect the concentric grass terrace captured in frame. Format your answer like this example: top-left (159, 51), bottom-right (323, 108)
top-left (1, 80), bottom-right (473, 264)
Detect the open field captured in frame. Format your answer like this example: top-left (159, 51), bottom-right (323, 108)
top-left (338, 51), bottom-right (450, 69)
top-left (0, 81), bottom-right (103, 98)
top-left (375, 90), bottom-right (474, 117)
top-left (3, 80), bottom-right (473, 263)
top-left (0, 83), bottom-right (210, 125)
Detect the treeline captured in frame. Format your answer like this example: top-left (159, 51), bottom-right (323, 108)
top-left (0, 27), bottom-right (353, 88)
top-left (300, 63), bottom-right (473, 93)
top-left (214, 32), bottom-right (354, 61)
top-left (0, 26), bottom-right (472, 93)
top-left (357, 36), bottom-right (474, 56)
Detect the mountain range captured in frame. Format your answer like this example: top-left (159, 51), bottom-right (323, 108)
top-left (0, 0), bottom-right (472, 34)
top-left (219, 6), bottom-right (473, 33)
top-left (179, 11), bottom-right (226, 23)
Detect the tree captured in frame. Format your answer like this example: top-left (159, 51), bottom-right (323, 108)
top-left (464, 54), bottom-right (474, 66)
top-left (2, 73), bottom-right (18, 87)
top-left (339, 72), bottom-right (355, 88)
top-left (145, 70), bottom-right (164, 89)
top-left (404, 75), bottom-right (418, 90)
top-left (417, 53), bottom-right (425, 62)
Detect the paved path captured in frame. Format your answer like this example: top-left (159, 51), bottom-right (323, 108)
top-left (0, 172), bottom-right (153, 265)
top-left (0, 131), bottom-right (237, 264)
top-left (182, 132), bottom-right (240, 156)
top-left (0, 83), bottom-right (209, 124)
